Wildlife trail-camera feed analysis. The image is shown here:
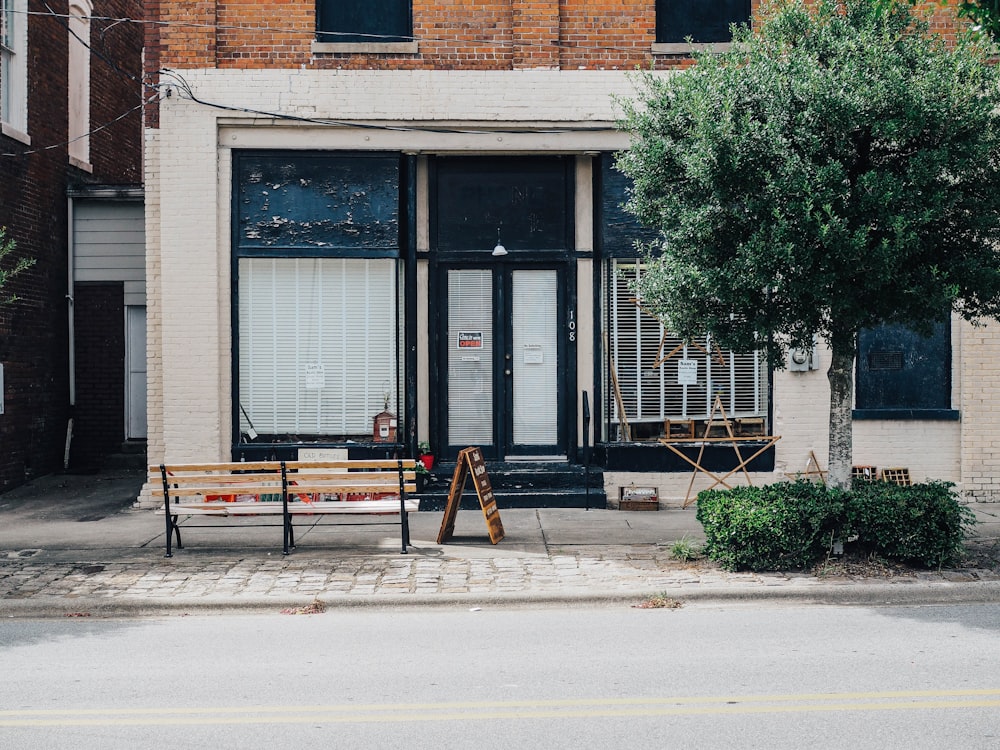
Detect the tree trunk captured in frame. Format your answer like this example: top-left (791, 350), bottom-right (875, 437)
top-left (826, 335), bottom-right (855, 491)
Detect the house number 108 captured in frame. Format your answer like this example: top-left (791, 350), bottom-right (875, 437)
top-left (568, 310), bottom-right (576, 342)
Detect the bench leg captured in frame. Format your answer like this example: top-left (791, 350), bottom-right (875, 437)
top-left (165, 514), bottom-right (182, 558)
top-left (400, 511), bottom-right (410, 554)
top-left (283, 516), bottom-right (295, 555)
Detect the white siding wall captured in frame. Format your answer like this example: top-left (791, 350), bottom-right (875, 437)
top-left (74, 201), bottom-right (146, 300)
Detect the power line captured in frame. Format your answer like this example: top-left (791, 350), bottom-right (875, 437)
top-left (0, 97), bottom-right (150, 158)
top-left (158, 68), bottom-right (595, 137)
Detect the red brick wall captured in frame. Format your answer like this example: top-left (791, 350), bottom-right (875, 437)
top-left (89, 0), bottom-right (145, 183)
top-left (0, 0), bottom-right (143, 491)
top-left (151, 0), bottom-right (969, 76)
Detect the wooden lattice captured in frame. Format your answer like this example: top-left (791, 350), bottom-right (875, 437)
top-left (880, 468), bottom-right (912, 486)
top-left (852, 465), bottom-right (879, 481)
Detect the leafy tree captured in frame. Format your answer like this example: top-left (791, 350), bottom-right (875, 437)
top-left (0, 227), bottom-right (33, 305)
top-left (617, 0), bottom-right (1000, 489)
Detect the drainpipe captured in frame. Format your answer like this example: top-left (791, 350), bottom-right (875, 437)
top-left (65, 197), bottom-right (76, 469)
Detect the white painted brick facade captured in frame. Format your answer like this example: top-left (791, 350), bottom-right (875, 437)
top-left (144, 68), bottom-right (1000, 507)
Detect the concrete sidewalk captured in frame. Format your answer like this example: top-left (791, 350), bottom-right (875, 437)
top-left (2, 468), bottom-right (1000, 617)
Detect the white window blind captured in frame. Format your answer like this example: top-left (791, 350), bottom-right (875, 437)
top-left (608, 259), bottom-right (767, 433)
top-left (512, 269), bottom-right (558, 445)
top-left (238, 258), bottom-right (401, 439)
top-left (447, 269), bottom-right (493, 445)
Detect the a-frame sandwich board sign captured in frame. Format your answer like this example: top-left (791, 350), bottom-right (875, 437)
top-left (436, 446), bottom-right (505, 545)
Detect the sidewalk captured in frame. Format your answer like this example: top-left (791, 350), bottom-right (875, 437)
top-left (2, 468), bottom-right (999, 617)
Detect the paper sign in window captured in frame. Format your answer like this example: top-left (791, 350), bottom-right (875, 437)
top-left (305, 363), bottom-right (326, 390)
top-left (677, 359), bottom-right (698, 386)
top-left (523, 344), bottom-right (544, 364)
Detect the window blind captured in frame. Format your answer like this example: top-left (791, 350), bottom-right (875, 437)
top-left (238, 257), bottom-right (401, 439)
top-left (608, 259), bottom-right (767, 430)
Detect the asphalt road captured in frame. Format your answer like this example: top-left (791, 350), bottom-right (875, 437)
top-left (2, 601), bottom-right (999, 749)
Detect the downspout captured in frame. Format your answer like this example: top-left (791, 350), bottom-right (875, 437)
top-left (65, 197), bottom-right (76, 469)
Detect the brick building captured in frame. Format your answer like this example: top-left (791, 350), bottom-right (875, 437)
top-left (142, 0), bottom-right (1000, 507)
top-left (0, 0), bottom-right (145, 491)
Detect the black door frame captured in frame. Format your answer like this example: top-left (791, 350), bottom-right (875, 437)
top-left (433, 260), bottom-right (575, 462)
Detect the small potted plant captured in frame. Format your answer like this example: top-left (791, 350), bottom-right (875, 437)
top-left (418, 441), bottom-right (435, 471)
top-left (414, 458), bottom-right (429, 492)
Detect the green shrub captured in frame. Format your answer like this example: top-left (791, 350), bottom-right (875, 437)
top-left (844, 480), bottom-right (974, 568)
top-left (696, 481), bottom-right (846, 571)
top-left (696, 479), bottom-right (976, 572)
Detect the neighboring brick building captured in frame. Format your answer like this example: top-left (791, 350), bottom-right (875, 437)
top-left (0, 0), bottom-right (145, 491)
top-left (142, 1), bottom-right (1000, 507)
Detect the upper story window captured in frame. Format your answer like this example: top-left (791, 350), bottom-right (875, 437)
top-left (654, 0), bottom-right (751, 52)
top-left (68, 1), bottom-right (92, 169)
top-left (1, 0), bottom-right (29, 141)
top-left (314, 0), bottom-right (414, 51)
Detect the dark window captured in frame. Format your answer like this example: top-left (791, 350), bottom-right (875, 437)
top-left (432, 156), bottom-right (573, 254)
top-left (855, 321), bottom-right (952, 413)
top-left (599, 154), bottom-right (660, 259)
top-left (656, 0), bottom-right (750, 45)
top-left (316, 0), bottom-right (411, 43)
top-left (234, 152), bottom-right (401, 256)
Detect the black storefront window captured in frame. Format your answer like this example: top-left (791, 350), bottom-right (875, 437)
top-left (232, 152), bottom-right (407, 450)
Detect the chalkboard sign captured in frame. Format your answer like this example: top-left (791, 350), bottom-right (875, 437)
top-left (437, 447), bottom-right (505, 545)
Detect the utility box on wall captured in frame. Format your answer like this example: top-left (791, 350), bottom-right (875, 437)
top-left (373, 409), bottom-right (397, 443)
top-left (788, 340), bottom-right (818, 371)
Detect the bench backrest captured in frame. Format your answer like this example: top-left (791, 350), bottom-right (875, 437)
top-left (150, 459), bottom-right (417, 500)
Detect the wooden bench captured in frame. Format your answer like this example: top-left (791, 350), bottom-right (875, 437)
top-left (152, 459), bottom-right (417, 557)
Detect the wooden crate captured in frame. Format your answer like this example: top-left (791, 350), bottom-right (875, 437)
top-left (619, 486), bottom-right (658, 511)
top-left (663, 419), bottom-right (695, 441)
top-left (880, 468), bottom-right (912, 486)
top-left (852, 465), bottom-right (879, 481)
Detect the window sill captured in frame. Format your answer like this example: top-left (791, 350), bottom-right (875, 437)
top-left (1, 121), bottom-right (30, 145)
top-left (852, 409), bottom-right (960, 421)
top-left (311, 41), bottom-right (418, 55)
top-left (69, 155), bottom-right (93, 173)
top-left (651, 42), bottom-right (733, 55)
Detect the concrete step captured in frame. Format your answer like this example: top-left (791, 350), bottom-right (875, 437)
top-left (415, 487), bottom-right (607, 511)
top-left (102, 445), bottom-right (147, 471)
top-left (415, 460), bottom-right (606, 510)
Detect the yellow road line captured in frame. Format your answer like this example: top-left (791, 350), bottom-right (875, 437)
top-left (2, 689), bottom-right (999, 727)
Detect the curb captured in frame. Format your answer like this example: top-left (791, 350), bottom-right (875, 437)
top-left (5, 580), bottom-right (1000, 619)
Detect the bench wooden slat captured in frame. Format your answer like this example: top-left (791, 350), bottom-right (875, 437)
top-left (152, 458), bottom-right (419, 557)
top-left (150, 459), bottom-right (416, 473)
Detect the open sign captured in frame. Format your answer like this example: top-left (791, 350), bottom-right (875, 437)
top-left (457, 331), bottom-right (483, 349)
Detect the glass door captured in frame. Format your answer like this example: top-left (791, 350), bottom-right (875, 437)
top-left (446, 269), bottom-right (494, 447)
top-left (443, 266), bottom-right (567, 459)
top-left (508, 269), bottom-right (560, 453)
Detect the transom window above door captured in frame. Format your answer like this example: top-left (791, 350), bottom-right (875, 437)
top-left (316, 0), bottom-right (411, 43)
top-left (432, 156), bottom-right (574, 257)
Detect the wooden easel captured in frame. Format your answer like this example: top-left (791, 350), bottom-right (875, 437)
top-left (605, 331), bottom-right (631, 441)
top-left (785, 451), bottom-right (827, 485)
top-left (659, 394), bottom-right (781, 507)
top-left (630, 298), bottom-right (727, 369)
